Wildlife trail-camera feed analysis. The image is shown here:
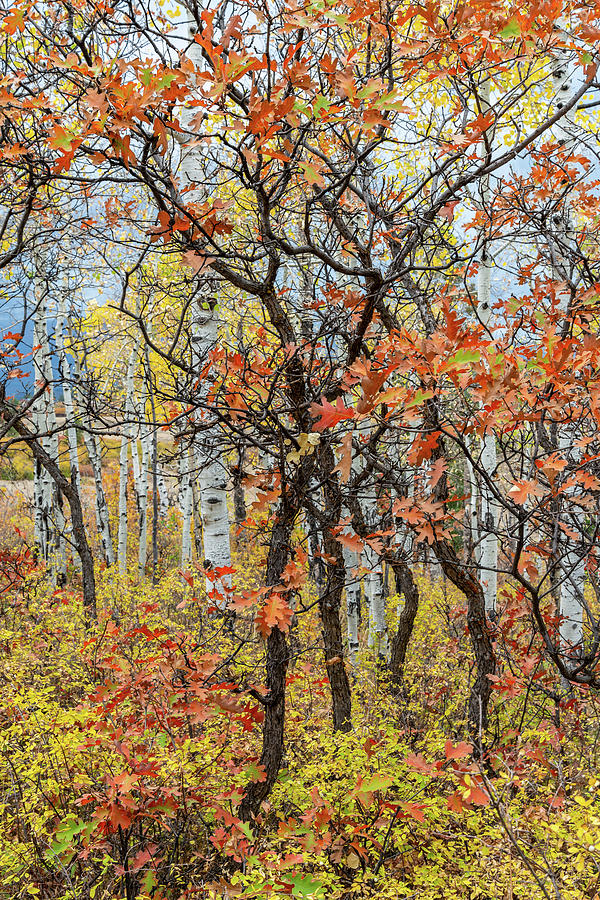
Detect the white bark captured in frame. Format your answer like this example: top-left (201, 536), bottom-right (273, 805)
top-left (362, 489), bottom-right (388, 660)
top-left (343, 546), bottom-right (360, 666)
top-left (156, 459), bottom-right (169, 518)
top-left (179, 27), bottom-right (233, 607)
top-left (118, 348), bottom-right (138, 575)
top-left (86, 429), bottom-right (116, 567)
top-left (71, 351), bottom-right (115, 567)
top-left (117, 425), bottom-right (129, 575)
top-left (137, 384), bottom-right (150, 579)
top-left (365, 543), bottom-right (388, 659)
top-left (55, 291), bottom-right (81, 574)
top-left (31, 289), bottom-right (48, 560)
top-left (32, 254), bottom-right (65, 581)
top-left (476, 78), bottom-right (498, 616)
top-left (56, 295), bottom-right (80, 496)
top-left (551, 47), bottom-right (585, 649)
top-left (179, 446), bottom-right (193, 567)
top-left (192, 301), bottom-right (232, 605)
top-left (479, 436), bottom-right (497, 614)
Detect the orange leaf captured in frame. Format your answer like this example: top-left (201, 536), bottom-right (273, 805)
top-left (333, 432), bottom-right (353, 483)
top-left (429, 458), bottom-right (447, 488)
top-left (255, 592), bottom-right (294, 638)
top-left (405, 753), bottom-right (436, 775)
top-left (444, 740), bottom-right (473, 760)
top-left (109, 804), bottom-right (132, 831)
top-left (333, 530), bottom-right (364, 553)
top-left (508, 479), bottom-right (544, 505)
top-left (465, 784), bottom-right (489, 806)
top-left (3, 8), bottom-right (24, 33)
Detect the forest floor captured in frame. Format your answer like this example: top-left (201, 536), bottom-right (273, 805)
top-left (1, 488), bottom-right (600, 900)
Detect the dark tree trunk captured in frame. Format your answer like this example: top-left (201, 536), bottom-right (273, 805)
top-left (1, 400), bottom-right (97, 623)
top-left (239, 515), bottom-right (293, 821)
top-left (319, 443), bottom-right (352, 731)
top-left (433, 539), bottom-right (495, 749)
top-left (388, 560), bottom-right (419, 679)
top-left (425, 402), bottom-right (496, 750)
top-left (232, 445), bottom-right (247, 528)
top-left (320, 552), bottom-right (352, 731)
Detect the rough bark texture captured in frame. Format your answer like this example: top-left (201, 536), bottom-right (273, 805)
top-left (239, 516), bottom-right (293, 821)
top-left (319, 538), bottom-right (352, 730)
top-left (433, 538), bottom-right (494, 746)
top-left (319, 444), bottom-right (352, 731)
top-left (388, 561), bottom-right (420, 678)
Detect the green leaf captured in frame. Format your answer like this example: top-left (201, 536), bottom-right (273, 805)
top-left (439, 349), bottom-right (480, 374)
top-left (238, 821), bottom-right (254, 840)
top-left (361, 772), bottom-right (394, 792)
top-left (156, 731), bottom-right (169, 748)
top-left (57, 819), bottom-right (87, 842)
top-left (286, 873), bottom-right (325, 899)
top-left (156, 72), bottom-right (177, 90)
top-left (312, 94), bottom-right (330, 117)
top-left (500, 18), bottom-right (520, 39)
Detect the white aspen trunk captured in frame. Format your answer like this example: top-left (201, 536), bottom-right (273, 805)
top-left (118, 349), bottom-right (138, 575)
top-left (362, 488), bottom-right (388, 660)
top-left (137, 387), bottom-right (150, 579)
top-left (365, 543), bottom-right (388, 659)
top-left (156, 459), bottom-right (169, 518)
top-left (56, 296), bottom-right (80, 495)
top-left (343, 545), bottom-right (361, 666)
top-left (479, 435), bottom-right (498, 615)
top-left (179, 26), bottom-right (232, 608)
top-left (477, 78), bottom-right (498, 616)
top-left (191, 474), bottom-right (204, 560)
top-left (117, 427), bottom-right (129, 575)
top-left (71, 351), bottom-right (115, 567)
top-left (130, 429), bottom-right (141, 508)
top-left (31, 296), bottom-right (48, 560)
top-left (558, 432), bottom-right (586, 648)
top-left (464, 454), bottom-right (479, 562)
top-left (551, 45), bottom-right (585, 650)
top-left (55, 292), bottom-right (82, 574)
top-left (33, 257), bottom-right (65, 582)
top-left (179, 446), bottom-right (193, 567)
top-left (124, 340), bottom-right (148, 577)
top-left (124, 338), bottom-right (142, 513)
top-left (192, 300), bottom-right (232, 606)
top-left (85, 429), bottom-right (116, 567)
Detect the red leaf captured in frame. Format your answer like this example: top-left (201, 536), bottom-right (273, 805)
top-left (109, 804), bottom-right (132, 831)
top-left (310, 397), bottom-right (355, 431)
top-left (400, 801), bottom-right (426, 822)
top-left (180, 571), bottom-right (194, 588)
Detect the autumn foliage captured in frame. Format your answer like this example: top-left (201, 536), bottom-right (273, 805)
top-left (3, 0), bottom-right (600, 897)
